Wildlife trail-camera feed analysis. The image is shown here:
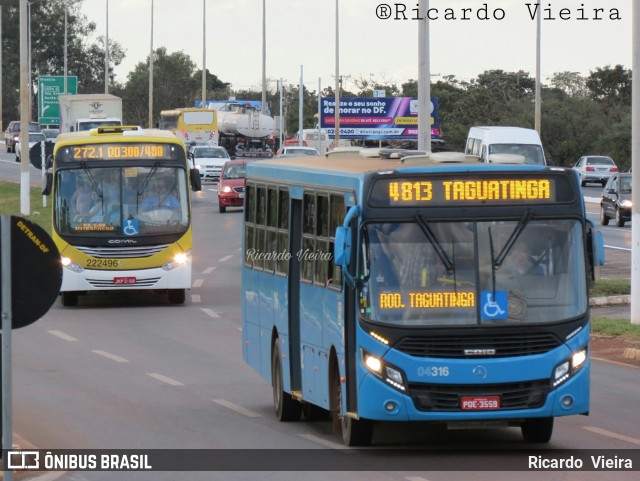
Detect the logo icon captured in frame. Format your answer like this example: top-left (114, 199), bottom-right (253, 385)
top-left (7, 451), bottom-right (40, 470)
top-left (481, 290), bottom-right (508, 320)
top-left (472, 366), bottom-right (488, 380)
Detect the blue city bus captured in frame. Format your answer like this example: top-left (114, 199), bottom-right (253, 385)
top-left (241, 152), bottom-right (604, 446)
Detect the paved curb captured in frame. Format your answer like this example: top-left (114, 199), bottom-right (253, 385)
top-left (590, 295), bottom-right (631, 307)
top-left (623, 347), bottom-right (640, 361)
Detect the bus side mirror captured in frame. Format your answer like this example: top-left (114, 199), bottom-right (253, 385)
top-left (190, 168), bottom-right (202, 192)
top-left (333, 205), bottom-right (360, 288)
top-left (586, 220), bottom-right (605, 282)
top-left (42, 172), bottom-right (53, 196)
top-left (334, 226), bottom-right (352, 266)
top-left (45, 154), bottom-right (53, 170)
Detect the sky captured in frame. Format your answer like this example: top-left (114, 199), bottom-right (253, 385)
top-left (81, 0), bottom-right (633, 94)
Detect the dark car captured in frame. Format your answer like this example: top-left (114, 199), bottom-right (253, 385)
top-left (600, 173), bottom-right (632, 227)
top-left (4, 121), bottom-right (41, 153)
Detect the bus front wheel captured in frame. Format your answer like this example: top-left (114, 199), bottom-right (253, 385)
top-left (168, 289), bottom-right (185, 304)
top-left (521, 417), bottom-right (553, 443)
top-left (271, 342), bottom-right (302, 421)
top-left (61, 292), bottom-right (78, 307)
top-left (331, 367), bottom-right (373, 446)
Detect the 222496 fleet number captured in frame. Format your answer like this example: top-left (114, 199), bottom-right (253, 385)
top-left (86, 259), bottom-right (119, 268)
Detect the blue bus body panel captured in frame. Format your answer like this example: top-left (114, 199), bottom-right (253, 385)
top-left (355, 322), bottom-right (590, 421)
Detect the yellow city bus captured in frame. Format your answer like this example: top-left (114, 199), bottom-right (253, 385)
top-left (158, 107), bottom-right (218, 146)
top-left (44, 126), bottom-right (202, 306)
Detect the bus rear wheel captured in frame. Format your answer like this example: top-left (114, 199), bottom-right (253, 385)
top-left (168, 289), bottom-right (185, 304)
top-left (331, 367), bottom-right (373, 446)
top-left (271, 342), bottom-right (302, 421)
top-left (521, 417), bottom-right (553, 443)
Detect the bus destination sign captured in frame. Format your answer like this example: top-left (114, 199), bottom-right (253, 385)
top-left (370, 176), bottom-right (556, 207)
top-left (57, 143), bottom-right (181, 162)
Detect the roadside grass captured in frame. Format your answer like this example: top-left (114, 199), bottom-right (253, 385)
top-left (0, 180), bottom-right (52, 234)
top-left (591, 317), bottom-right (640, 339)
top-left (590, 278), bottom-right (631, 297)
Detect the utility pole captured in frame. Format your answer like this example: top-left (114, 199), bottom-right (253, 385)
top-left (334, 0), bottom-right (340, 147)
top-left (20, 0), bottom-right (30, 216)
top-left (149, 0), bottom-right (154, 128)
top-left (418, 0), bottom-right (431, 153)
top-left (631, 1), bottom-right (639, 324)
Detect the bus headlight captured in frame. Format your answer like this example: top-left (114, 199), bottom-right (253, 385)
top-left (61, 257), bottom-right (84, 273)
top-left (361, 349), bottom-right (407, 393)
top-left (620, 199), bottom-right (632, 208)
top-left (552, 346), bottom-right (588, 388)
top-left (162, 250), bottom-right (191, 271)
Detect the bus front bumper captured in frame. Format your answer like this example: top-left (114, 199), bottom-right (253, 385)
top-left (60, 261), bottom-right (192, 293)
top-left (355, 364), bottom-right (589, 423)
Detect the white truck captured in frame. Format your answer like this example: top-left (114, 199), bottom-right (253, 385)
top-left (58, 94), bottom-right (123, 133)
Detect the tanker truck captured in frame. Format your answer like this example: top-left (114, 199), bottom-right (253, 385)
top-left (216, 103), bottom-right (276, 158)
top-left (59, 94), bottom-right (123, 133)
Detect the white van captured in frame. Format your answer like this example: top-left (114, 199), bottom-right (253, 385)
top-left (465, 126), bottom-right (546, 165)
top-left (297, 129), bottom-right (330, 154)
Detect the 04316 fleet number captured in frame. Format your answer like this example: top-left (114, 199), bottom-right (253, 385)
top-left (417, 366), bottom-right (449, 377)
top-left (86, 259), bottom-right (119, 268)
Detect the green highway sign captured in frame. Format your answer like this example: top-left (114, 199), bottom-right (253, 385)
top-left (38, 75), bottom-right (78, 125)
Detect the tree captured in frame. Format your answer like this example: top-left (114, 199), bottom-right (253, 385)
top-left (586, 65), bottom-right (631, 107)
top-left (121, 47), bottom-right (200, 126)
top-left (1, 0), bottom-right (125, 126)
top-left (549, 71), bottom-right (587, 98)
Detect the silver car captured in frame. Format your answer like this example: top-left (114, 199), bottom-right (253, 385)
top-left (572, 155), bottom-right (618, 187)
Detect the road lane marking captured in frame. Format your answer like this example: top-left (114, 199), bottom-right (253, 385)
top-left (146, 373), bottom-right (184, 386)
top-left (92, 350), bottom-right (129, 363)
top-left (297, 433), bottom-right (352, 451)
top-left (201, 308), bottom-right (220, 319)
top-left (191, 294), bottom-right (201, 303)
top-left (47, 330), bottom-right (78, 342)
top-left (212, 399), bottom-right (261, 418)
top-left (203, 266), bottom-right (217, 274)
top-left (603, 244), bottom-right (632, 252)
top-left (583, 426), bottom-right (640, 446)
top-left (219, 255), bottom-right (233, 262)
top-left (406, 477), bottom-right (431, 481)
top-left (192, 278), bottom-right (204, 288)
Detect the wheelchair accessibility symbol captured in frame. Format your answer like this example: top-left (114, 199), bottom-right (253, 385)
top-left (481, 290), bottom-right (508, 320)
top-left (123, 219), bottom-right (139, 236)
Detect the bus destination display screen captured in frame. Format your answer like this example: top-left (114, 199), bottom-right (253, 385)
top-left (369, 176), bottom-right (559, 207)
top-left (57, 143), bottom-right (182, 162)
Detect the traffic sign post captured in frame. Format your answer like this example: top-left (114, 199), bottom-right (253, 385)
top-left (38, 75), bottom-right (78, 126)
top-left (1, 216), bottom-right (62, 458)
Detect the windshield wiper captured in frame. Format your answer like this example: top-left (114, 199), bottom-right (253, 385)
top-left (492, 210), bottom-right (533, 269)
top-left (81, 163), bottom-right (103, 198)
top-left (137, 163), bottom-right (159, 196)
top-left (415, 214), bottom-right (454, 273)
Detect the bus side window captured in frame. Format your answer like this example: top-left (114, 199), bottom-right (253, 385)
top-left (328, 194), bottom-right (345, 290)
top-left (254, 185), bottom-right (267, 270)
top-left (315, 195), bottom-right (330, 285)
top-left (265, 187), bottom-right (278, 273)
top-left (276, 188), bottom-right (290, 275)
top-left (302, 193), bottom-right (316, 282)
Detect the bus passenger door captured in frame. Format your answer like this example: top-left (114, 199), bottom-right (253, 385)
top-left (287, 198), bottom-right (303, 395)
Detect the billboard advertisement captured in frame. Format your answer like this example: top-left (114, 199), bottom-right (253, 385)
top-left (320, 97), bottom-right (439, 140)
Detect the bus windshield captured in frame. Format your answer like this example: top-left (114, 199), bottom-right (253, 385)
top-left (54, 166), bottom-right (190, 237)
top-left (361, 219), bottom-right (587, 327)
